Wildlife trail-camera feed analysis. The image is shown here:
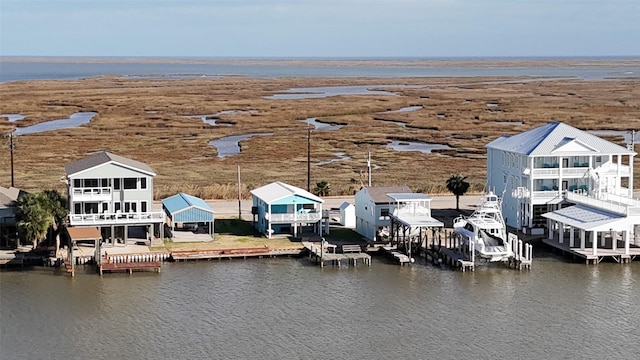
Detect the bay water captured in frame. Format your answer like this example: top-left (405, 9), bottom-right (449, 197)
top-left (1, 254), bottom-right (639, 359)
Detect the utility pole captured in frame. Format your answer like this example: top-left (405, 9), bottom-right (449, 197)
top-left (9, 130), bottom-right (15, 187)
top-left (307, 125), bottom-right (311, 192)
top-left (237, 165), bottom-right (242, 219)
top-left (367, 150), bottom-right (372, 187)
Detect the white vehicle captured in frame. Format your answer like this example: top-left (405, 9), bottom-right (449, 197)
top-left (453, 191), bottom-right (513, 262)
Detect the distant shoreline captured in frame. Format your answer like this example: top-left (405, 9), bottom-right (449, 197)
top-left (2, 56), bottom-right (640, 68)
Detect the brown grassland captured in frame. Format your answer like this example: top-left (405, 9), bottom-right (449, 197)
top-left (1, 59), bottom-right (639, 199)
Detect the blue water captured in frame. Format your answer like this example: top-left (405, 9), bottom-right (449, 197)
top-left (1, 58), bottom-right (639, 82)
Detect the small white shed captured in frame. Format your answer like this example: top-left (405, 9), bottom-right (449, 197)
top-left (339, 202), bottom-right (356, 228)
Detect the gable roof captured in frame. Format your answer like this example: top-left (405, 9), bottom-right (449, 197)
top-left (339, 201), bottom-right (354, 210)
top-left (0, 186), bottom-right (25, 208)
top-left (486, 122), bottom-right (636, 156)
top-left (65, 151), bottom-right (156, 177)
top-left (162, 193), bottom-right (213, 214)
top-left (363, 185), bottom-right (412, 203)
top-left (250, 181), bottom-right (323, 204)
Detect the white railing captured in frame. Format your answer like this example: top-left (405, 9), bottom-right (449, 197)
top-left (266, 212), bottom-right (322, 222)
top-left (71, 187), bottom-right (112, 201)
top-left (532, 190), bottom-right (560, 199)
top-left (393, 206), bottom-right (431, 217)
top-left (596, 163), bottom-right (632, 176)
top-left (532, 168), bottom-right (559, 176)
top-left (69, 211), bottom-right (165, 226)
top-left (565, 191), bottom-right (630, 215)
top-left (562, 168), bottom-right (589, 177)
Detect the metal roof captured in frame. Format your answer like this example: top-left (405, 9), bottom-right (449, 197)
top-left (486, 122), bottom-right (636, 156)
top-left (162, 193), bottom-right (214, 220)
top-left (65, 151), bottom-right (156, 176)
top-left (0, 186), bottom-right (24, 207)
top-left (390, 213), bottom-right (444, 228)
top-left (250, 181), bottom-right (323, 204)
top-left (67, 227), bottom-right (101, 241)
top-left (542, 204), bottom-right (628, 231)
top-left (363, 185), bottom-right (412, 203)
top-left (387, 193), bottom-right (432, 202)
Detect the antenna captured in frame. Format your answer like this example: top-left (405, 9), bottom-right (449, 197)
top-left (307, 124), bottom-right (311, 191)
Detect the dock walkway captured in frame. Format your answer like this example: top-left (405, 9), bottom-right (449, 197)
top-left (303, 242), bottom-right (371, 267)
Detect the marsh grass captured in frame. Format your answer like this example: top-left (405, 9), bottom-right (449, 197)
top-left (1, 73), bottom-right (638, 198)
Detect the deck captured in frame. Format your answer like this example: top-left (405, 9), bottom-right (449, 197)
top-left (169, 247), bottom-right (302, 261)
top-left (303, 242), bottom-right (371, 267)
top-left (99, 261), bottom-right (161, 275)
top-left (542, 237), bottom-right (640, 264)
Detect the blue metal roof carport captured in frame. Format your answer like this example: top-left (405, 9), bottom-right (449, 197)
top-left (162, 193), bottom-right (214, 236)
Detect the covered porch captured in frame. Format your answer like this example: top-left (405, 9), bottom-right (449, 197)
top-left (542, 204), bottom-right (640, 264)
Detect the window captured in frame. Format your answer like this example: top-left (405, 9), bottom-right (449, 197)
top-left (114, 202), bottom-right (121, 212)
top-left (140, 177), bottom-right (147, 189)
top-left (114, 178), bottom-right (121, 190)
top-left (125, 202), bottom-right (137, 213)
top-left (101, 178), bottom-right (109, 187)
top-left (380, 208), bottom-right (389, 217)
top-left (302, 204), bottom-right (314, 210)
top-left (123, 178), bottom-right (137, 190)
top-left (74, 203), bottom-right (81, 214)
top-left (73, 179), bottom-right (81, 187)
top-left (102, 203), bottom-right (109, 212)
top-left (141, 202), bottom-right (147, 213)
top-left (85, 178), bottom-right (98, 188)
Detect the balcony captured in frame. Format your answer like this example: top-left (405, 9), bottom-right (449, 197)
top-left (565, 191), bottom-right (640, 216)
top-left (71, 187), bottom-right (112, 201)
top-left (596, 163), bottom-right (632, 176)
top-left (266, 211), bottom-right (322, 223)
top-left (68, 211), bottom-right (165, 226)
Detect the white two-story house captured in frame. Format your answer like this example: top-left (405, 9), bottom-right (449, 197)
top-left (486, 122), bottom-right (636, 233)
top-left (251, 181), bottom-right (325, 239)
top-left (65, 151), bottom-right (165, 246)
top-left (355, 185), bottom-right (442, 242)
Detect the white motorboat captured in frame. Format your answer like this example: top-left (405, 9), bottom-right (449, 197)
top-left (453, 191), bottom-right (513, 262)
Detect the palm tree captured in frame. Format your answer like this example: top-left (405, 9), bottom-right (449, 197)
top-left (16, 193), bottom-right (51, 248)
top-left (314, 180), bottom-right (331, 197)
top-left (16, 190), bottom-right (68, 249)
top-left (43, 190), bottom-right (68, 251)
top-left (446, 174), bottom-right (470, 211)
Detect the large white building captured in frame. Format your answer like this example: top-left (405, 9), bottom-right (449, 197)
top-left (486, 122), bottom-right (636, 234)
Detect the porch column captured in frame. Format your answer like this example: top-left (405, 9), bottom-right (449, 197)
top-left (267, 204), bottom-right (272, 239)
top-left (580, 229), bottom-right (585, 250)
top-left (592, 230), bottom-right (597, 257)
top-left (558, 222), bottom-right (564, 244)
top-left (624, 230), bottom-right (630, 255)
top-left (600, 231), bottom-right (606, 247)
top-left (569, 226), bottom-right (575, 247)
top-left (293, 204), bottom-right (297, 238)
top-left (612, 230), bottom-right (617, 251)
top-left (548, 220), bottom-right (554, 240)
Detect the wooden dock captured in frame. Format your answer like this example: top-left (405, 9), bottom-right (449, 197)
top-left (303, 242), bottom-right (371, 268)
top-left (100, 261), bottom-right (161, 275)
top-left (541, 237), bottom-right (640, 264)
top-left (97, 252), bottom-right (169, 275)
top-left (169, 247), bottom-right (301, 261)
top-left (380, 246), bottom-right (412, 265)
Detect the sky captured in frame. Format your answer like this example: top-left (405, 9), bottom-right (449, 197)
top-left (1, 0), bottom-right (639, 58)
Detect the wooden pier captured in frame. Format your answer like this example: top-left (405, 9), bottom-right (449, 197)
top-left (98, 252), bottom-right (169, 275)
top-left (423, 230), bottom-right (533, 272)
top-left (541, 236), bottom-right (640, 265)
top-left (169, 247), bottom-right (301, 261)
top-left (379, 246), bottom-right (412, 265)
top-left (303, 242), bottom-right (371, 268)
